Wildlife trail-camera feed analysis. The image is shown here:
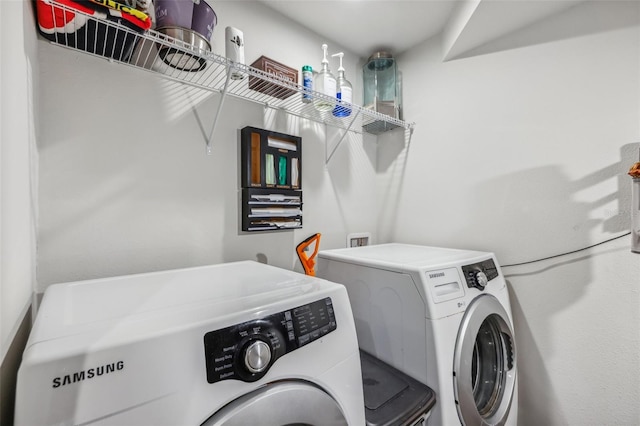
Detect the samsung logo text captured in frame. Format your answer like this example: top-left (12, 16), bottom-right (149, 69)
top-left (52, 361), bottom-right (124, 388)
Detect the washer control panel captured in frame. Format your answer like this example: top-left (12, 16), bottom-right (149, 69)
top-left (461, 258), bottom-right (499, 291)
top-left (204, 297), bottom-right (337, 383)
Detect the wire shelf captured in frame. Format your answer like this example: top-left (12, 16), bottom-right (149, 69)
top-left (39, 0), bottom-right (415, 137)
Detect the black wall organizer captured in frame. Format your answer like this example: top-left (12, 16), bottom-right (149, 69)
top-left (240, 127), bottom-right (303, 231)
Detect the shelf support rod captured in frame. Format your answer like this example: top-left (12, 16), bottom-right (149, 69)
top-left (206, 66), bottom-right (233, 155)
top-left (326, 109), bottom-right (361, 164)
top-left (405, 124), bottom-right (415, 146)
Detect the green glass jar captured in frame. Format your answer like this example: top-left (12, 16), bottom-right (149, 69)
top-left (363, 51), bottom-right (400, 120)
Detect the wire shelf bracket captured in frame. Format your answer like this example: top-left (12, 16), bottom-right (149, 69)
top-left (206, 66), bottom-right (233, 155)
top-left (326, 109), bottom-right (362, 165)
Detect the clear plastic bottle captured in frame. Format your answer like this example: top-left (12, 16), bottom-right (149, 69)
top-left (332, 52), bottom-right (352, 117)
top-left (313, 44), bottom-right (336, 111)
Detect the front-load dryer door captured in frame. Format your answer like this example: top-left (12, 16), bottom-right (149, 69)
top-left (201, 380), bottom-right (348, 426)
top-left (453, 294), bottom-right (517, 426)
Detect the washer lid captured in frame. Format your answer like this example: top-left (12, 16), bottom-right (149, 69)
top-left (28, 261), bottom-right (342, 346)
top-left (201, 380), bottom-right (348, 426)
top-left (318, 244), bottom-right (490, 272)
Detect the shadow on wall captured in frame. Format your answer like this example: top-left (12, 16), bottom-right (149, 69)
top-left (461, 143), bottom-right (639, 266)
top-left (455, 1), bottom-right (640, 61)
top-left (577, 143), bottom-right (639, 235)
top-left (506, 241), bottom-right (633, 426)
top-left (325, 129), bottom-right (359, 235)
top-left (506, 281), bottom-right (566, 425)
top-left (486, 165), bottom-right (590, 426)
top-left (494, 143), bottom-right (637, 425)
top-left (375, 127), bottom-right (413, 243)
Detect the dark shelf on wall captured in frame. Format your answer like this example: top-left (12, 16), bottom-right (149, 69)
top-left (240, 127), bottom-right (302, 232)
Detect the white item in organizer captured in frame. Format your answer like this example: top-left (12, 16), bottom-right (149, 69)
top-left (252, 194), bottom-right (300, 204)
top-left (267, 137), bottom-right (297, 151)
top-left (250, 208), bottom-right (302, 217)
top-left (292, 158), bottom-right (299, 187)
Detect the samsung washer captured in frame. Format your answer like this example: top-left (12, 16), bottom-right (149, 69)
top-left (317, 243), bottom-right (518, 426)
top-left (15, 261), bottom-right (365, 425)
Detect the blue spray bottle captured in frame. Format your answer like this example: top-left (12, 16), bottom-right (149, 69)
top-left (332, 52), bottom-right (352, 117)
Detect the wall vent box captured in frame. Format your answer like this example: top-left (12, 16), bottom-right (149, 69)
top-left (248, 56), bottom-right (298, 99)
top-left (347, 232), bottom-right (371, 247)
top-left (240, 126), bottom-right (302, 190)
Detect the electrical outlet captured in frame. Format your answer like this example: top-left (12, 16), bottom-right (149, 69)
top-left (347, 232), bottom-right (371, 247)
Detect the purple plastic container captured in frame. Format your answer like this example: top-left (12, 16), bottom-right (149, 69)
top-left (155, 0), bottom-right (217, 71)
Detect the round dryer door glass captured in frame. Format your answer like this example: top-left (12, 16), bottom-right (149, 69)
top-left (453, 294), bottom-right (517, 426)
top-left (472, 314), bottom-right (513, 415)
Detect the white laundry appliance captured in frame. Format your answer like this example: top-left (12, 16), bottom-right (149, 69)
top-left (15, 261), bottom-right (365, 425)
top-left (317, 243), bottom-right (517, 426)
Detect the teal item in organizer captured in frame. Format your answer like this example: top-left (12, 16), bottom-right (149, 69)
top-left (278, 156), bottom-right (287, 186)
top-left (265, 154), bottom-right (276, 185)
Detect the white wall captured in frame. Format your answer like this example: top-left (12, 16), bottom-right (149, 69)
top-left (389, 2), bottom-right (640, 424)
top-left (1, 0), bottom-right (38, 364)
top-left (36, 0), bottom-right (376, 289)
top-left (1, 0), bottom-right (38, 423)
top-left (27, 0), bottom-right (640, 424)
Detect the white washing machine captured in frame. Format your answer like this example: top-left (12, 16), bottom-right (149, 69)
top-left (15, 261), bottom-right (365, 425)
top-left (317, 244), bottom-right (517, 426)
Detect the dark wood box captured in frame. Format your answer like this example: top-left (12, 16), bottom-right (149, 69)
top-left (248, 56), bottom-right (298, 99)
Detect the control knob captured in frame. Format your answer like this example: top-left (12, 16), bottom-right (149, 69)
top-left (474, 271), bottom-right (488, 290)
top-left (243, 340), bottom-right (272, 374)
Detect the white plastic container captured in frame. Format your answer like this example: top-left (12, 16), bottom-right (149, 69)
top-left (630, 157), bottom-right (640, 253)
top-left (225, 26), bottom-right (245, 80)
top-left (632, 177), bottom-right (640, 253)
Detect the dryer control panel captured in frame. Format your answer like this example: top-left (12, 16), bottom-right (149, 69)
top-left (461, 258), bottom-right (499, 291)
top-left (203, 297), bottom-right (337, 383)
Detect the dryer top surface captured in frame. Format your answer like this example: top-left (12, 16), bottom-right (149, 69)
top-left (319, 243), bottom-right (492, 272)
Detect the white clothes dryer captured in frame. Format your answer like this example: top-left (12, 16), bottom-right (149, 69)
top-left (15, 261), bottom-right (365, 426)
top-left (317, 244), bottom-right (517, 426)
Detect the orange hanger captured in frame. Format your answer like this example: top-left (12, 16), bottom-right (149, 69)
top-left (296, 233), bottom-right (321, 276)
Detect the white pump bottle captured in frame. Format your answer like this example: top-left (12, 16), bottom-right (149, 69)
top-left (313, 44), bottom-right (337, 111)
